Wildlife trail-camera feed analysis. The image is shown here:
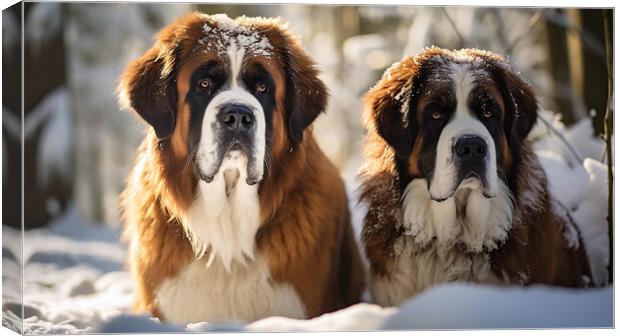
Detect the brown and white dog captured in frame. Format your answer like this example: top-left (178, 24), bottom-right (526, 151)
top-left (360, 47), bottom-right (592, 307)
top-left (118, 13), bottom-right (364, 324)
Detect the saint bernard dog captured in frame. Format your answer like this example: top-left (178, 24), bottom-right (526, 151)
top-left (118, 13), bottom-right (364, 324)
top-left (360, 47), bottom-right (593, 307)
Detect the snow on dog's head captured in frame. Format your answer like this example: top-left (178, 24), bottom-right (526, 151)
top-left (365, 48), bottom-right (538, 203)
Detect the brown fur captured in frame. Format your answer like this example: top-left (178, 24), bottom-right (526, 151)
top-left (360, 47), bottom-right (591, 291)
top-left (119, 12), bottom-right (364, 321)
top-left (489, 145), bottom-right (592, 286)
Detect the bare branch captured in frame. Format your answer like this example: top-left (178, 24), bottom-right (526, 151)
top-left (536, 112), bottom-right (583, 164)
top-left (441, 7), bottom-right (467, 48)
top-left (505, 9), bottom-right (545, 54)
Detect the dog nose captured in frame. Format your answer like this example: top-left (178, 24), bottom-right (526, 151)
top-left (454, 135), bottom-right (487, 160)
top-left (219, 105), bottom-right (255, 131)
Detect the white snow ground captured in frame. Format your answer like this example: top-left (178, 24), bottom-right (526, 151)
top-left (2, 115), bottom-right (613, 333)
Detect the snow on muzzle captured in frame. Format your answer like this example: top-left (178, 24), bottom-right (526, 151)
top-left (196, 89), bottom-right (266, 186)
top-left (429, 118), bottom-right (498, 202)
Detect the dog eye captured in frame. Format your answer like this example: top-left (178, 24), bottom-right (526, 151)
top-left (197, 79), bottom-right (211, 91)
top-left (255, 82), bottom-right (268, 94)
top-left (483, 110), bottom-right (493, 118)
top-left (431, 111), bottom-right (443, 120)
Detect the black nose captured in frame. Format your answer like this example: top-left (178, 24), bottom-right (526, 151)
top-left (219, 105), bottom-right (255, 131)
top-left (454, 135), bottom-right (487, 160)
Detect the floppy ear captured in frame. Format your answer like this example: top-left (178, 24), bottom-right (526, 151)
top-left (282, 37), bottom-right (328, 144)
top-left (364, 59), bottom-right (418, 159)
top-left (118, 39), bottom-right (178, 140)
top-left (499, 66), bottom-right (538, 141)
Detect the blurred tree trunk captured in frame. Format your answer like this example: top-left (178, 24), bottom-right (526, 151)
top-left (566, 9), bottom-right (585, 117)
top-left (602, 9), bottom-right (613, 284)
top-left (2, 4), bottom-right (22, 229)
top-left (22, 3), bottom-right (72, 229)
top-left (334, 6), bottom-right (360, 80)
top-left (544, 9), bottom-right (577, 125)
top-left (580, 9), bottom-right (612, 136)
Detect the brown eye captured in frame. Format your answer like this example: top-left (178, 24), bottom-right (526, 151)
top-left (197, 79), bottom-right (210, 91)
top-left (483, 110), bottom-right (493, 118)
top-left (431, 111), bottom-right (442, 120)
top-left (256, 82), bottom-right (267, 94)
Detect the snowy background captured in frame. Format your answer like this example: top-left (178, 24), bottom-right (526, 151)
top-left (2, 3), bottom-right (614, 334)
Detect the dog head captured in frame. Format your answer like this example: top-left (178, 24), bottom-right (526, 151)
top-left (119, 12), bottom-right (327, 189)
top-left (365, 47), bottom-right (538, 201)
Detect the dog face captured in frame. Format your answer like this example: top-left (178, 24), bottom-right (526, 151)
top-left (185, 25), bottom-right (273, 186)
top-left (119, 13), bottom-right (327, 188)
top-left (366, 48), bottom-right (537, 201)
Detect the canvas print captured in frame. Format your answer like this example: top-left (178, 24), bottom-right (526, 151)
top-left (1, 2), bottom-right (614, 334)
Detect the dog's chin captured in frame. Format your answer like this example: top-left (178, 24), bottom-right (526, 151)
top-left (198, 144), bottom-right (262, 186)
top-left (430, 173), bottom-right (496, 202)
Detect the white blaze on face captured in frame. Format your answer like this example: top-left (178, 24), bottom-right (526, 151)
top-left (188, 44), bottom-right (267, 271)
top-left (429, 63), bottom-right (498, 201)
top-left (196, 43), bottom-right (266, 183)
top-left (228, 43), bottom-right (244, 87)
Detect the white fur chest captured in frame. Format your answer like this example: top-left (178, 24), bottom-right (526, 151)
top-left (369, 178), bottom-right (514, 307)
top-left (370, 238), bottom-right (504, 307)
top-left (156, 256), bottom-right (306, 324)
top-left (183, 151), bottom-right (261, 271)
top-left (158, 152), bottom-right (305, 324)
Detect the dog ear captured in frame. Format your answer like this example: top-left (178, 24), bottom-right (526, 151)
top-left (364, 59), bottom-right (418, 159)
top-left (281, 35), bottom-right (328, 144)
top-left (498, 66), bottom-right (538, 141)
top-left (118, 37), bottom-right (178, 140)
